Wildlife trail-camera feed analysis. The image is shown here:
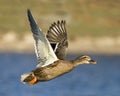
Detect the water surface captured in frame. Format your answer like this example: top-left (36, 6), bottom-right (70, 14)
top-left (0, 53), bottom-right (120, 96)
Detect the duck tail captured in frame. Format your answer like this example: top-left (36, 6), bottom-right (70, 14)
top-left (21, 72), bottom-right (37, 85)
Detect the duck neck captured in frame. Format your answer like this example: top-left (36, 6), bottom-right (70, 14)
top-left (72, 59), bottom-right (85, 67)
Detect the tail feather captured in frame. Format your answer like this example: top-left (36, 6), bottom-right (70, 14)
top-left (21, 72), bottom-right (34, 84)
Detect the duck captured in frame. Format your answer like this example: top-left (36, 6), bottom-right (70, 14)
top-left (21, 9), bottom-right (96, 85)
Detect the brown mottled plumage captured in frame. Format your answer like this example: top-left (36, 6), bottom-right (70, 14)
top-left (21, 9), bottom-right (96, 85)
top-left (22, 56), bottom-right (96, 85)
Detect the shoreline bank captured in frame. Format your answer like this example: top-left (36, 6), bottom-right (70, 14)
top-left (1, 32), bottom-right (120, 54)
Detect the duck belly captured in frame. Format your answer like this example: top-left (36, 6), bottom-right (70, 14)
top-left (41, 61), bottom-right (74, 81)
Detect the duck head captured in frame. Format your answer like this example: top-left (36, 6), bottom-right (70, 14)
top-left (73, 55), bottom-right (96, 66)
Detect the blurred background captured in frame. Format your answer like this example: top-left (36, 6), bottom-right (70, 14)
top-left (0, 0), bottom-right (120, 96)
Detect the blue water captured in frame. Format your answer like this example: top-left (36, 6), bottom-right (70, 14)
top-left (0, 53), bottom-right (120, 96)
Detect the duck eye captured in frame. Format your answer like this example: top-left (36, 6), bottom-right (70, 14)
top-left (84, 57), bottom-right (91, 61)
top-left (84, 56), bottom-right (89, 59)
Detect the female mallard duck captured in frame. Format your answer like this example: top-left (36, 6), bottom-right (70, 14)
top-left (21, 9), bottom-right (96, 85)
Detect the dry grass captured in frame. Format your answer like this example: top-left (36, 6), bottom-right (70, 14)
top-left (0, 0), bottom-right (120, 37)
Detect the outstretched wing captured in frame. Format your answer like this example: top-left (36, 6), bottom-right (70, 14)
top-left (27, 9), bottom-right (58, 67)
top-left (46, 20), bottom-right (68, 60)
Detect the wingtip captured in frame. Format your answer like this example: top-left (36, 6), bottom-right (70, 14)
top-left (57, 20), bottom-right (66, 24)
top-left (27, 8), bottom-right (29, 12)
top-left (27, 8), bottom-right (39, 35)
top-left (27, 8), bottom-right (31, 14)
top-left (27, 9), bottom-right (32, 18)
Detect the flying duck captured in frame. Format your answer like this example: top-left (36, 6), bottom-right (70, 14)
top-left (21, 9), bottom-right (96, 85)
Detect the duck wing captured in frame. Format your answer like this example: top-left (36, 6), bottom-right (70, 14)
top-left (46, 20), bottom-right (68, 60)
top-left (27, 9), bottom-right (58, 67)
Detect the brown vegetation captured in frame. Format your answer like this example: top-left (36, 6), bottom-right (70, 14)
top-left (1, 32), bottom-right (120, 54)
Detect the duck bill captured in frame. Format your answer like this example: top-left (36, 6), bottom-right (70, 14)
top-left (89, 59), bottom-right (97, 64)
